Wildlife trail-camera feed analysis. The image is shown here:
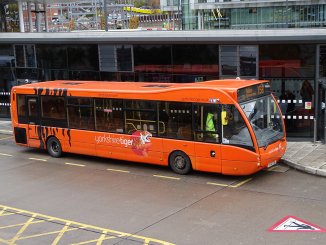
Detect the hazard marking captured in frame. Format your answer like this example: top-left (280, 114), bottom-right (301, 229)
top-left (268, 216), bottom-right (326, 232)
top-left (0, 204), bottom-right (175, 244)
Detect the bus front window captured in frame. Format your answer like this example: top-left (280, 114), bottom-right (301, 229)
top-left (241, 95), bottom-right (284, 148)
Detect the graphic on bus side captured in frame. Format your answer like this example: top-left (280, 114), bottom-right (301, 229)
top-left (95, 130), bottom-right (152, 156)
top-left (131, 130), bottom-right (152, 156)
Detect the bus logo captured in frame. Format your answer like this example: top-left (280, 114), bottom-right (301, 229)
top-left (131, 131), bottom-right (152, 156)
top-left (95, 131), bottom-right (152, 156)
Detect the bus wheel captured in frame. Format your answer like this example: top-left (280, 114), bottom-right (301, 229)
top-left (169, 151), bottom-right (192, 175)
top-left (47, 137), bottom-right (62, 158)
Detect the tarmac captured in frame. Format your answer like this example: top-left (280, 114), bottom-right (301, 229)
top-left (0, 119), bottom-right (325, 177)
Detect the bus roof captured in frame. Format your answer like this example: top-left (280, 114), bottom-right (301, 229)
top-left (14, 79), bottom-right (269, 103)
top-left (18, 79), bottom-right (267, 93)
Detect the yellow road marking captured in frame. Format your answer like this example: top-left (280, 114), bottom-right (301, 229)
top-left (96, 230), bottom-right (108, 245)
top-left (106, 168), bottom-right (130, 173)
top-left (52, 222), bottom-right (72, 245)
top-left (153, 175), bottom-right (180, 180)
top-left (207, 178), bottom-right (252, 188)
top-left (229, 178), bottom-right (253, 188)
top-left (0, 205), bottom-right (175, 245)
top-left (72, 233), bottom-right (120, 245)
top-left (267, 166), bottom-right (278, 171)
top-left (9, 213), bottom-right (37, 243)
top-left (0, 153), bottom-right (13, 157)
top-left (0, 212), bottom-right (15, 217)
top-left (0, 237), bottom-right (10, 245)
top-left (0, 136), bottom-right (13, 141)
top-left (65, 162), bottom-right (86, 167)
top-left (0, 207), bottom-right (7, 216)
top-left (28, 157), bottom-right (47, 162)
top-left (0, 219), bottom-right (46, 229)
top-left (17, 226), bottom-right (80, 241)
top-left (206, 182), bottom-right (229, 187)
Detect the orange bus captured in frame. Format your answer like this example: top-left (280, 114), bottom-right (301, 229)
top-left (10, 79), bottom-right (286, 175)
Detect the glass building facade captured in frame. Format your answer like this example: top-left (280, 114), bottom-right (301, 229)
top-left (182, 0), bottom-right (326, 30)
top-left (1, 40), bottom-right (326, 141)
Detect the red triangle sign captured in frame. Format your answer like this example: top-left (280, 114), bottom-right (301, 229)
top-left (268, 216), bottom-right (326, 232)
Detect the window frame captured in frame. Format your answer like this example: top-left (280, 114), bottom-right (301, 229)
top-left (123, 99), bottom-right (158, 136)
top-left (40, 95), bottom-right (67, 128)
top-left (95, 98), bottom-right (125, 133)
top-left (14, 44), bottom-right (37, 68)
top-left (219, 45), bottom-right (258, 79)
top-left (67, 97), bottom-right (95, 130)
top-left (193, 103), bottom-right (221, 144)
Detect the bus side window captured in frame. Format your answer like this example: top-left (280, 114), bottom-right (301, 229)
top-left (165, 102), bottom-right (192, 140)
top-left (110, 100), bottom-right (124, 133)
top-left (67, 97), bottom-right (94, 130)
top-left (158, 104), bottom-right (169, 137)
top-left (17, 94), bottom-right (27, 124)
top-left (41, 96), bottom-right (67, 127)
top-left (95, 98), bottom-right (107, 131)
top-left (95, 99), bottom-right (124, 133)
top-left (194, 104), bottom-right (220, 143)
top-left (125, 100), bottom-right (157, 136)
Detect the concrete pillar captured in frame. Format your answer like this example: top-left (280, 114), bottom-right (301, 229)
top-left (28, 1), bottom-right (33, 32)
top-left (104, 0), bottom-right (108, 31)
top-left (44, 1), bottom-right (48, 32)
top-left (18, 0), bottom-right (25, 32)
top-left (35, 2), bottom-right (41, 32)
top-left (198, 10), bottom-right (201, 30)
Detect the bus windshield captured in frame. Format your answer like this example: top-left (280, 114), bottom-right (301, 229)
top-left (240, 95), bottom-right (284, 148)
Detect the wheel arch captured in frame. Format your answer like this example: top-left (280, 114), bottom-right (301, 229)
top-left (168, 150), bottom-right (193, 174)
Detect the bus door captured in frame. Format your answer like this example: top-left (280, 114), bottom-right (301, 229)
top-left (193, 104), bottom-right (221, 173)
top-left (220, 105), bottom-right (258, 175)
top-left (26, 96), bottom-right (40, 140)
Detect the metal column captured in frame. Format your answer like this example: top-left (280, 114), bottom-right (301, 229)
top-left (28, 1), bottom-right (33, 32)
top-left (44, 1), bottom-right (48, 32)
top-left (18, 0), bottom-right (25, 32)
top-left (104, 0), bottom-right (108, 31)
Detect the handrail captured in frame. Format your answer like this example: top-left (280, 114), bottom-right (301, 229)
top-left (126, 118), bottom-right (165, 134)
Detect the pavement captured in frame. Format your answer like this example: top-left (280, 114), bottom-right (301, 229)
top-left (0, 119), bottom-right (325, 177)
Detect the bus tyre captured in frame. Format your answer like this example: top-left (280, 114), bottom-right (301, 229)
top-left (169, 151), bottom-right (192, 175)
top-left (47, 137), bottom-right (62, 158)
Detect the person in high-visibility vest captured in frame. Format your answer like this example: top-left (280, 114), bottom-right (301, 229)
top-left (206, 112), bottom-right (217, 138)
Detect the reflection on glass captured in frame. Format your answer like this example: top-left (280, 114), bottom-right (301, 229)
top-left (25, 45), bottom-right (36, 67)
top-left (220, 47), bottom-right (237, 76)
top-left (240, 46), bottom-right (256, 76)
top-left (134, 45), bottom-right (172, 74)
top-left (67, 45), bottom-right (99, 70)
top-left (260, 44), bottom-right (315, 78)
top-left (241, 95), bottom-right (284, 148)
top-left (222, 105), bottom-right (253, 148)
top-left (172, 45), bottom-right (219, 76)
top-left (37, 45), bottom-right (67, 69)
top-left (14, 45), bottom-right (25, 67)
top-left (320, 45), bottom-right (326, 78)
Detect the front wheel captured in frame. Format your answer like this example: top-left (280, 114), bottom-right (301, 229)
top-left (169, 151), bottom-right (192, 175)
top-left (47, 137), bottom-right (62, 158)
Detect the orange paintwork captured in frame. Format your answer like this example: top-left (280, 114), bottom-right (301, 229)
top-left (11, 79), bottom-right (286, 176)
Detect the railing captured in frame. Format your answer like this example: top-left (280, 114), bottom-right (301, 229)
top-left (126, 118), bottom-right (165, 134)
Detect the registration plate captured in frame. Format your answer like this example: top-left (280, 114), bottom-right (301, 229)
top-left (267, 160), bottom-right (277, 168)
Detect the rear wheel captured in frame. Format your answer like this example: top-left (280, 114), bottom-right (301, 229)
top-left (169, 151), bottom-right (192, 175)
top-left (47, 137), bottom-right (62, 158)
